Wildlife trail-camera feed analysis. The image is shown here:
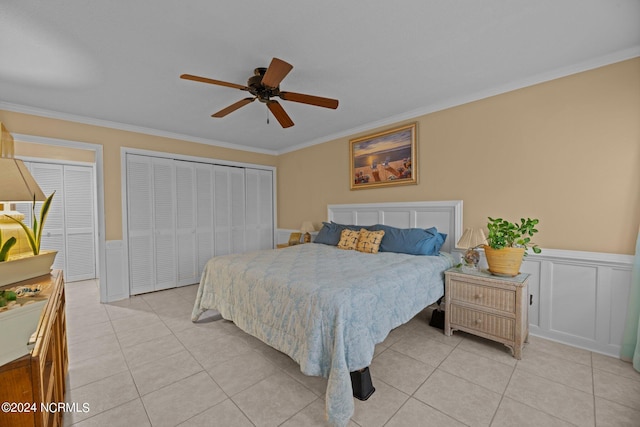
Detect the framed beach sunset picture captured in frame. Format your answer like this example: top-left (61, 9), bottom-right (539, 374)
top-left (350, 123), bottom-right (417, 190)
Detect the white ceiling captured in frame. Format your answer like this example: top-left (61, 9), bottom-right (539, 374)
top-left (1, 1), bottom-right (639, 155)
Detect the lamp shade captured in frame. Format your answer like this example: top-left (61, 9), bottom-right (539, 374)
top-left (457, 228), bottom-right (487, 249)
top-left (300, 221), bottom-right (315, 233)
top-left (0, 158), bottom-right (46, 203)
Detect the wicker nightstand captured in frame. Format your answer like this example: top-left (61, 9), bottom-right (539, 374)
top-left (444, 267), bottom-right (529, 359)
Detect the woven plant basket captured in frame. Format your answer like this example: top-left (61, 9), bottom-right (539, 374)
top-left (483, 246), bottom-right (525, 277)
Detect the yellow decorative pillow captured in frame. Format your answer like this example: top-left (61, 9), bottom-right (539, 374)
top-left (356, 229), bottom-right (385, 254)
top-left (337, 229), bottom-right (360, 250)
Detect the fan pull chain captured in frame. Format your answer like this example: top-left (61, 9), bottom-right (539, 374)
top-left (266, 108), bottom-right (270, 124)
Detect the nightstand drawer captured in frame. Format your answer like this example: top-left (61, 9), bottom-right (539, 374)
top-left (449, 279), bottom-right (515, 313)
top-left (449, 304), bottom-right (515, 340)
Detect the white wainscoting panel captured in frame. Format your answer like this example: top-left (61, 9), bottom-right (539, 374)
top-left (104, 240), bottom-right (128, 303)
top-left (461, 248), bottom-right (634, 358)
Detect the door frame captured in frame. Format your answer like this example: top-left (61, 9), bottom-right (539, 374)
top-left (14, 133), bottom-right (106, 298)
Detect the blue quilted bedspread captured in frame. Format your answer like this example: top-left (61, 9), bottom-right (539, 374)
top-left (192, 243), bottom-right (454, 426)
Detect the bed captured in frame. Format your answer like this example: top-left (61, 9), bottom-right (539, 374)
top-left (192, 201), bottom-right (462, 426)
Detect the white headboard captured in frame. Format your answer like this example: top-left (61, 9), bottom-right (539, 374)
top-left (327, 200), bottom-right (463, 253)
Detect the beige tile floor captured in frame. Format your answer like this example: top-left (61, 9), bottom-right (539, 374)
top-left (63, 279), bottom-right (640, 427)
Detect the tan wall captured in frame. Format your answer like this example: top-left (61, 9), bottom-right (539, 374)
top-left (277, 58), bottom-right (640, 255)
top-left (0, 110), bottom-right (277, 241)
top-left (15, 141), bottom-right (95, 163)
top-left (2, 59), bottom-right (638, 254)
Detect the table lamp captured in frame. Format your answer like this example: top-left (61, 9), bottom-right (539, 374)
top-left (300, 221), bottom-right (315, 243)
top-left (0, 122), bottom-right (46, 219)
top-left (457, 228), bottom-right (487, 270)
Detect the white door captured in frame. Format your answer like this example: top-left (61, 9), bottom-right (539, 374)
top-left (175, 161), bottom-right (198, 286)
top-left (213, 165), bottom-right (232, 256)
top-left (257, 169), bottom-right (274, 250)
top-left (230, 167), bottom-right (246, 254)
top-left (213, 165), bottom-right (246, 256)
top-left (30, 163), bottom-right (66, 271)
top-left (152, 157), bottom-right (176, 291)
top-left (126, 155), bottom-right (155, 294)
top-left (245, 168), bottom-right (273, 251)
top-left (62, 165), bottom-right (96, 281)
top-left (15, 162), bottom-right (97, 282)
top-left (195, 163), bottom-right (214, 276)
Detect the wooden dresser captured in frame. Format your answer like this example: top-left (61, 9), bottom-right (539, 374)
top-left (444, 267), bottom-right (529, 359)
top-left (0, 271), bottom-right (68, 427)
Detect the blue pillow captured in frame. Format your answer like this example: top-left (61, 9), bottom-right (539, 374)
top-left (314, 222), bottom-right (370, 246)
top-left (368, 224), bottom-right (447, 256)
top-left (314, 222), bottom-right (340, 245)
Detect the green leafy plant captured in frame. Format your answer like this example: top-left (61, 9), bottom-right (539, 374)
top-left (0, 228), bottom-right (17, 262)
top-left (486, 217), bottom-right (541, 254)
top-left (7, 192), bottom-right (55, 256)
top-left (0, 290), bottom-right (17, 307)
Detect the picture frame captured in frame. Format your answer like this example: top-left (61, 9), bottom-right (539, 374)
top-left (350, 123), bottom-right (417, 190)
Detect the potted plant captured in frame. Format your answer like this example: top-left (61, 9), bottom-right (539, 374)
top-left (7, 192), bottom-right (55, 255)
top-left (0, 229), bottom-right (16, 262)
top-left (484, 217), bottom-right (541, 276)
top-left (0, 192), bottom-right (57, 286)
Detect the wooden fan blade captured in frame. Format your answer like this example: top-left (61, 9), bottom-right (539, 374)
top-left (180, 74), bottom-right (248, 90)
top-left (261, 58), bottom-right (293, 89)
top-left (279, 91), bottom-right (339, 109)
top-left (212, 97), bottom-right (255, 118)
top-left (267, 100), bottom-right (294, 128)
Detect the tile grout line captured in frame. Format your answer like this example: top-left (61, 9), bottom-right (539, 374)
top-left (145, 297), bottom-right (239, 426)
top-left (158, 288), bottom-right (282, 426)
top-left (385, 326), bottom-right (472, 427)
top-left (64, 281), bottom-right (149, 426)
top-left (64, 283), bottom-right (640, 426)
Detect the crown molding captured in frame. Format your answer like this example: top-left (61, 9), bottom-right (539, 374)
top-left (0, 101), bottom-right (279, 156)
top-left (277, 47), bottom-right (640, 155)
top-left (2, 47), bottom-right (638, 157)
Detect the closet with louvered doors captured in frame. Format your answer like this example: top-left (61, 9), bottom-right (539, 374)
top-left (125, 154), bottom-right (274, 296)
top-left (15, 161), bottom-right (97, 283)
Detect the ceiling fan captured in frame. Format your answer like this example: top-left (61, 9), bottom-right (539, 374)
top-left (180, 58), bottom-right (339, 128)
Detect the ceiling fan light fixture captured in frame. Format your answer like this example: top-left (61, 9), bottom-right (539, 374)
top-left (180, 57), bottom-right (339, 128)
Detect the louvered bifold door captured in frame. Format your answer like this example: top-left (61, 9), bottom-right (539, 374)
top-left (195, 164), bottom-right (214, 276)
top-left (31, 163), bottom-right (66, 271)
top-left (258, 170), bottom-right (275, 249)
top-left (245, 169), bottom-right (273, 251)
top-left (229, 167), bottom-right (246, 254)
top-left (175, 161), bottom-right (198, 286)
top-left (244, 169), bottom-right (260, 253)
top-left (127, 155), bottom-right (155, 294)
top-left (256, 169), bottom-right (273, 250)
top-left (152, 158), bottom-right (177, 291)
top-left (213, 165), bottom-right (232, 256)
top-left (63, 165), bottom-right (96, 282)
